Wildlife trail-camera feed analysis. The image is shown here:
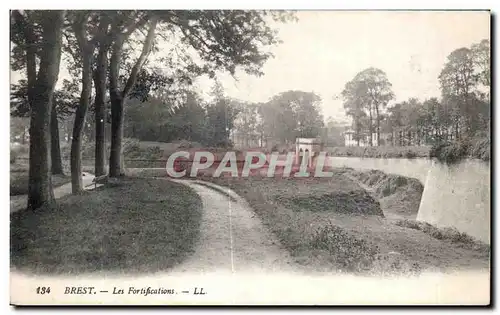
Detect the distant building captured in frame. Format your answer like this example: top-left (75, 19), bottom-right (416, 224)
top-left (343, 129), bottom-right (391, 147)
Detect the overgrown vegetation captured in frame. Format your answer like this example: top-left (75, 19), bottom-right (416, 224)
top-left (430, 136), bottom-right (490, 164)
top-left (11, 178), bottom-right (203, 275)
top-left (310, 223), bottom-right (380, 272)
top-left (310, 223), bottom-right (423, 275)
top-left (202, 174), bottom-right (488, 274)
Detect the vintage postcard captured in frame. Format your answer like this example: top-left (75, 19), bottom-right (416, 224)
top-left (9, 9), bottom-right (491, 306)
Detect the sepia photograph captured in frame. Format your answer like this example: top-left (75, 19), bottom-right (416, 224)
top-left (8, 7), bottom-right (491, 306)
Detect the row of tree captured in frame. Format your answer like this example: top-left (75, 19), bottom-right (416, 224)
top-left (343, 39), bottom-right (490, 146)
top-left (123, 88), bottom-right (325, 148)
top-left (231, 90), bottom-right (325, 146)
top-left (124, 81), bottom-right (239, 147)
top-left (10, 10), bottom-right (294, 211)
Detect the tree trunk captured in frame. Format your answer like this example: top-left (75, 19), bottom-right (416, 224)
top-left (70, 53), bottom-right (92, 193)
top-left (50, 104), bottom-right (64, 175)
top-left (27, 10), bottom-right (64, 211)
top-left (93, 52), bottom-right (108, 176)
top-left (70, 16), bottom-right (93, 193)
top-left (109, 38), bottom-right (125, 177)
top-left (109, 96), bottom-right (125, 177)
top-left (93, 17), bottom-right (110, 177)
top-left (368, 106), bottom-right (373, 146)
top-left (375, 106), bottom-right (380, 146)
top-left (108, 17), bottom-right (158, 177)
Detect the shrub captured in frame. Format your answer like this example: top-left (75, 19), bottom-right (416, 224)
top-left (430, 141), bottom-right (469, 164)
top-left (145, 146), bottom-right (162, 159)
top-left (430, 136), bottom-right (490, 164)
top-left (469, 137), bottom-right (490, 161)
top-left (405, 150), bottom-right (417, 159)
top-left (122, 138), bottom-right (141, 155)
top-left (311, 223), bottom-right (380, 272)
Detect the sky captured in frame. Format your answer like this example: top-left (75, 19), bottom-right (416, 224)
top-left (10, 11), bottom-right (490, 124)
top-left (196, 11), bottom-right (490, 123)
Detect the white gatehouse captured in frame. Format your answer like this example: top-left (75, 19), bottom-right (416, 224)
top-left (295, 138), bottom-right (323, 168)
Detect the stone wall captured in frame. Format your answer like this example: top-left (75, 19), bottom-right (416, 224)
top-left (327, 157), bottom-right (490, 244)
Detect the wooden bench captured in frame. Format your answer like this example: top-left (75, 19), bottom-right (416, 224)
top-left (92, 174), bottom-right (109, 189)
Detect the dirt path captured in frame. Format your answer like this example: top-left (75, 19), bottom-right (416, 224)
top-left (10, 172), bottom-right (102, 213)
top-left (167, 179), bottom-right (298, 275)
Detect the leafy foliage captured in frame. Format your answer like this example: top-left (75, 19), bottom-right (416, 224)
top-left (430, 135), bottom-right (490, 163)
top-left (342, 68), bottom-right (394, 146)
top-left (259, 90), bottom-right (324, 143)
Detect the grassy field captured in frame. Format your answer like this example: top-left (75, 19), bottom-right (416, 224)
top-left (10, 177), bottom-right (203, 275)
top-left (202, 170), bottom-right (489, 275)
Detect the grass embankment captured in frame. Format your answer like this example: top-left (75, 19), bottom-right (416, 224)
top-left (10, 177), bottom-right (203, 275)
top-left (341, 168), bottom-right (424, 219)
top-left (395, 220), bottom-right (489, 254)
top-left (202, 170), bottom-right (489, 275)
top-left (202, 173), bottom-right (406, 275)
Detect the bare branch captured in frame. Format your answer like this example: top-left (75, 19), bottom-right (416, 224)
top-left (122, 16), bottom-right (159, 97)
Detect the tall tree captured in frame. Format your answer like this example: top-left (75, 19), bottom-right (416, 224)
top-left (259, 96), bottom-right (297, 144)
top-left (67, 11), bottom-right (100, 193)
top-left (342, 68), bottom-right (393, 146)
top-left (169, 91), bottom-right (207, 142)
top-left (287, 91), bottom-right (324, 138)
top-left (13, 10), bottom-right (65, 210)
top-left (108, 11), bottom-right (155, 176)
top-left (471, 39), bottom-right (490, 89)
top-left (11, 11), bottom-right (67, 175)
top-left (92, 13), bottom-right (112, 176)
top-left (205, 81), bottom-right (240, 147)
top-left (233, 101), bottom-right (259, 147)
top-left (106, 10), bottom-right (294, 175)
top-left (439, 47), bottom-right (479, 137)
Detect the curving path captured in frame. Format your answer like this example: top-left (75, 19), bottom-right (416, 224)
top-left (10, 172), bottom-right (102, 213)
top-left (167, 179), bottom-right (298, 275)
